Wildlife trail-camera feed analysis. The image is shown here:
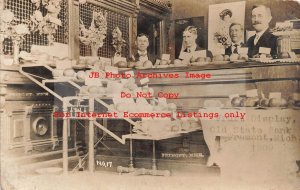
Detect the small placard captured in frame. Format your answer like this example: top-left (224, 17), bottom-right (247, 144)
top-left (229, 94), bottom-right (239, 100)
top-left (239, 47), bottom-right (248, 54)
top-left (56, 59), bottom-right (72, 70)
top-left (194, 50), bottom-right (206, 58)
top-left (259, 47), bottom-right (271, 54)
top-left (105, 66), bottom-right (118, 74)
top-left (269, 92), bottom-right (281, 99)
top-left (140, 77), bottom-right (149, 85)
top-left (161, 54), bottom-right (171, 60)
top-left (179, 52), bottom-right (192, 60)
top-left (125, 70), bottom-right (134, 77)
top-left (246, 89), bottom-right (258, 97)
top-left (211, 48), bottom-right (225, 56)
top-left (288, 51), bottom-right (297, 59)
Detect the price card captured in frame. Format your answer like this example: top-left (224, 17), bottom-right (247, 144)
top-left (211, 48), bottom-right (225, 56)
top-left (161, 54), bottom-right (171, 60)
top-left (125, 70), bottom-right (134, 77)
top-left (239, 47), bottom-right (248, 54)
top-left (288, 51), bottom-right (297, 59)
top-left (246, 89), bottom-right (258, 97)
top-left (292, 93), bottom-right (300, 101)
top-left (140, 77), bottom-right (149, 85)
top-left (259, 47), bottom-right (271, 54)
top-left (269, 92), bottom-right (281, 99)
top-left (179, 52), bottom-right (192, 60)
top-left (194, 50), bottom-right (206, 58)
top-left (229, 94), bottom-right (239, 100)
top-left (105, 66), bottom-right (118, 74)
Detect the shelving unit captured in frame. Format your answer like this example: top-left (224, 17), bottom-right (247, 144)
top-left (19, 64), bottom-right (201, 175)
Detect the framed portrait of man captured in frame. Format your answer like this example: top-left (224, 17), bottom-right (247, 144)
top-left (208, 1), bottom-right (246, 51)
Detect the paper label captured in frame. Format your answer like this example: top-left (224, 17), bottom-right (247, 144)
top-left (179, 52), bottom-right (192, 60)
top-left (269, 92), bottom-right (281, 99)
top-left (161, 54), bottom-right (171, 60)
top-left (194, 50), bottom-right (206, 58)
top-left (259, 47), bottom-right (271, 54)
top-left (246, 89), bottom-right (258, 98)
top-left (239, 47), bottom-right (248, 54)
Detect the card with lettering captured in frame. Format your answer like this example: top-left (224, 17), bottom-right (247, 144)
top-left (179, 52), bottom-right (192, 60)
top-left (239, 48), bottom-right (248, 55)
top-left (259, 47), bottom-right (271, 54)
top-left (269, 92), bottom-right (281, 99)
top-left (161, 54), bottom-right (171, 60)
top-left (194, 50), bottom-right (207, 58)
top-left (246, 89), bottom-right (258, 97)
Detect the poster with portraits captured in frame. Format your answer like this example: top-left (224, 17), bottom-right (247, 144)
top-left (208, 1), bottom-right (246, 52)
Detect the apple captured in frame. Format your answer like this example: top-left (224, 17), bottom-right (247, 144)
top-left (174, 59), bottom-right (182, 65)
top-left (231, 97), bottom-right (243, 107)
top-left (76, 70), bottom-right (86, 81)
top-left (259, 98), bottom-right (270, 107)
top-left (143, 60), bottom-right (153, 68)
top-left (63, 68), bottom-right (76, 77)
top-left (117, 61), bottom-right (128, 68)
top-left (135, 61), bottom-right (143, 67)
top-left (205, 57), bottom-right (212, 62)
top-left (128, 61), bottom-right (135, 68)
top-left (224, 55), bottom-right (230, 61)
top-left (241, 97), bottom-right (259, 107)
top-left (195, 57), bottom-right (205, 62)
top-left (190, 56), bottom-right (197, 63)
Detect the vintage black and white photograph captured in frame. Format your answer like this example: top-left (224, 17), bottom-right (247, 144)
top-left (0, 0), bottom-right (300, 190)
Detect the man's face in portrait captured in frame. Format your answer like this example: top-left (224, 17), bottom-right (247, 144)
top-left (251, 6), bottom-right (272, 32)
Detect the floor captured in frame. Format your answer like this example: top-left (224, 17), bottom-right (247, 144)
top-left (2, 168), bottom-right (300, 190)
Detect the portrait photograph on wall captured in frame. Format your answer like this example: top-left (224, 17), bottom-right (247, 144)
top-left (208, 1), bottom-right (246, 51)
top-left (174, 17), bottom-right (205, 59)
